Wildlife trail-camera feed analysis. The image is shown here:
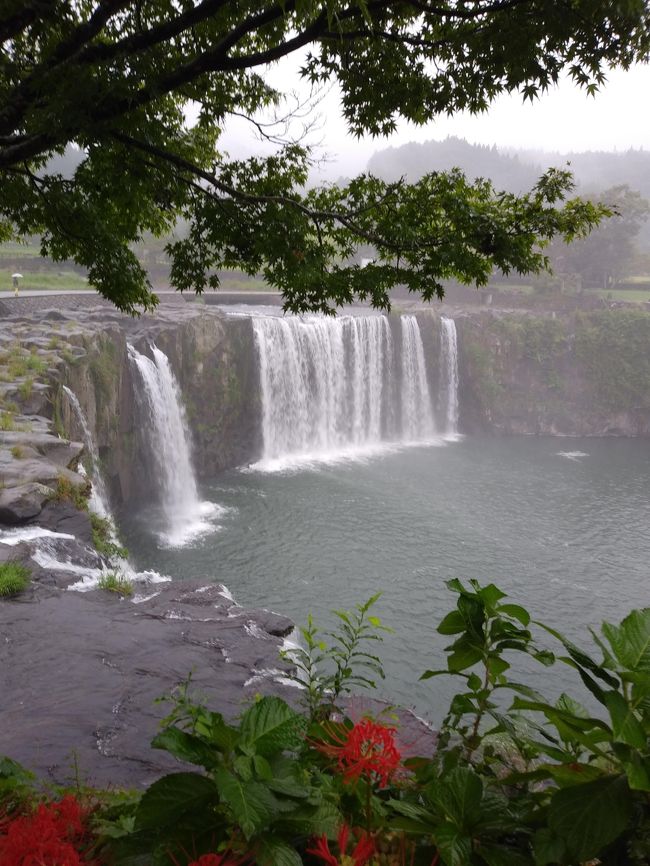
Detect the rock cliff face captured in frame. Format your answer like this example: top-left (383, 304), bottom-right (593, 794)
top-left (4, 302), bottom-right (650, 526)
top-left (456, 309), bottom-right (650, 437)
top-left (55, 305), bottom-right (260, 511)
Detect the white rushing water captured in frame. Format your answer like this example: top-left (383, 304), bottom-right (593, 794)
top-left (400, 315), bottom-right (436, 441)
top-left (440, 317), bottom-right (460, 438)
top-left (127, 344), bottom-right (221, 546)
top-left (63, 385), bottom-right (112, 518)
top-left (251, 313), bottom-right (438, 470)
top-left (60, 385), bottom-right (172, 587)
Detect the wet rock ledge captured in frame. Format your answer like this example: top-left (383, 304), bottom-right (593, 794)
top-left (0, 572), bottom-right (294, 789)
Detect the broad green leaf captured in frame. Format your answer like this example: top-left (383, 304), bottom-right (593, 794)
top-left (213, 768), bottom-right (278, 839)
top-left (548, 774), bottom-right (634, 862)
top-left (602, 608), bottom-right (650, 673)
top-left (234, 754), bottom-right (253, 781)
top-left (619, 749), bottom-right (650, 791)
top-left (537, 621), bottom-right (620, 687)
top-left (533, 828), bottom-right (567, 866)
top-left (438, 610), bottom-right (466, 635)
top-left (277, 801), bottom-right (341, 836)
top-left (543, 762), bottom-right (604, 786)
top-left (253, 754), bottom-right (273, 780)
top-left (447, 641), bottom-right (484, 672)
top-left (604, 689), bottom-right (646, 747)
top-left (433, 824), bottom-right (472, 866)
top-left (498, 603), bottom-right (531, 626)
top-left (135, 772), bottom-right (217, 830)
top-left (151, 727), bottom-right (220, 769)
top-left (432, 767), bottom-right (483, 831)
top-left (420, 668), bottom-right (452, 680)
top-left (476, 583), bottom-right (507, 609)
top-left (239, 696), bottom-right (307, 756)
top-left (255, 835), bottom-right (303, 866)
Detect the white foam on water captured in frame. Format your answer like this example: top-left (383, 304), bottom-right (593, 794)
top-left (557, 451), bottom-right (590, 461)
top-left (0, 527), bottom-right (75, 546)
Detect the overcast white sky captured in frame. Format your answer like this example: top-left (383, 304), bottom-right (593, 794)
top-left (219, 62), bottom-right (650, 180)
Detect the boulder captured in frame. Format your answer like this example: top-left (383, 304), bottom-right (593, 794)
top-left (32, 500), bottom-right (94, 546)
top-left (0, 482), bottom-right (51, 523)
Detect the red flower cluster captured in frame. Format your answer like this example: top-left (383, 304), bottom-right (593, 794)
top-left (0, 795), bottom-right (95, 866)
top-left (307, 824), bottom-right (374, 866)
top-left (316, 718), bottom-right (402, 787)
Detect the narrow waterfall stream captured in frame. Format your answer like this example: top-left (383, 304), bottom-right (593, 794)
top-left (127, 344), bottom-right (221, 546)
top-left (251, 313), bottom-right (438, 469)
top-left (440, 316), bottom-right (460, 437)
top-left (63, 385), bottom-right (112, 519)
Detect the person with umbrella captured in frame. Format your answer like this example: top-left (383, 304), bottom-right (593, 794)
top-left (12, 273), bottom-right (22, 296)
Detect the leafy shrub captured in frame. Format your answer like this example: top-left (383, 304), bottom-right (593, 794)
top-left (0, 563), bottom-right (29, 597)
top-left (2, 584), bottom-right (650, 866)
top-left (97, 572), bottom-right (133, 597)
top-left (90, 513), bottom-right (128, 560)
top-left (50, 474), bottom-right (91, 511)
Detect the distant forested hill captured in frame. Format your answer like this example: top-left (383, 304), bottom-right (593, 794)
top-left (368, 137), bottom-right (543, 193)
top-left (368, 136), bottom-right (650, 196)
top-left (368, 137), bottom-right (650, 252)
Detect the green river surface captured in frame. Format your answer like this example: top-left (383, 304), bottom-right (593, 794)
top-left (122, 435), bottom-right (650, 721)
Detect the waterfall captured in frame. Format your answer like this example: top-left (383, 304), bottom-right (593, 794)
top-left (252, 313), bottom-right (437, 469)
top-left (127, 344), bottom-right (218, 546)
top-left (63, 385), bottom-right (111, 518)
top-left (62, 385), bottom-right (171, 590)
top-left (440, 316), bottom-right (459, 437)
top-left (400, 315), bottom-right (436, 441)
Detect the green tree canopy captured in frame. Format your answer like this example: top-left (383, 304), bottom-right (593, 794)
top-left (548, 185), bottom-right (650, 288)
top-left (1, 1), bottom-right (649, 313)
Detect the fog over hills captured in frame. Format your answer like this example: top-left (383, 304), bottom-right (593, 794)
top-left (368, 136), bottom-right (650, 199)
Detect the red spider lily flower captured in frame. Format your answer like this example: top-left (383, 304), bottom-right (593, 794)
top-left (315, 718), bottom-right (402, 787)
top-left (307, 824), bottom-right (375, 866)
top-left (0, 795), bottom-right (95, 866)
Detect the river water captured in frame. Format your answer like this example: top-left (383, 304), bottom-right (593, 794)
top-left (123, 435), bottom-right (650, 720)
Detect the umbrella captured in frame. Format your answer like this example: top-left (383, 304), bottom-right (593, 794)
top-left (11, 273), bottom-right (23, 279)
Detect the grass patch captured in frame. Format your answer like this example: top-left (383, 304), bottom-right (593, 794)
top-left (50, 474), bottom-right (90, 510)
top-left (10, 445), bottom-right (24, 459)
top-left (18, 378), bottom-right (33, 400)
top-left (0, 562), bottom-right (30, 597)
top-left (97, 572), bottom-right (133, 597)
top-left (90, 512), bottom-right (128, 560)
top-left (0, 267), bottom-right (90, 292)
top-left (0, 411), bottom-right (15, 431)
top-left (8, 352), bottom-right (48, 379)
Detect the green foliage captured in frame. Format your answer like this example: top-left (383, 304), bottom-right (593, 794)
top-left (2, 2), bottom-right (646, 313)
top-left (17, 377), bottom-right (33, 400)
top-left (3, 585), bottom-right (650, 865)
top-left (281, 593), bottom-right (389, 720)
top-left (546, 185), bottom-right (650, 288)
top-left (90, 512), bottom-right (128, 560)
top-left (0, 411), bottom-right (15, 431)
top-left (49, 474), bottom-right (91, 511)
top-left (9, 445), bottom-right (23, 459)
top-left (575, 310), bottom-right (650, 410)
top-left (0, 562), bottom-right (30, 597)
top-left (97, 572), bottom-right (134, 597)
